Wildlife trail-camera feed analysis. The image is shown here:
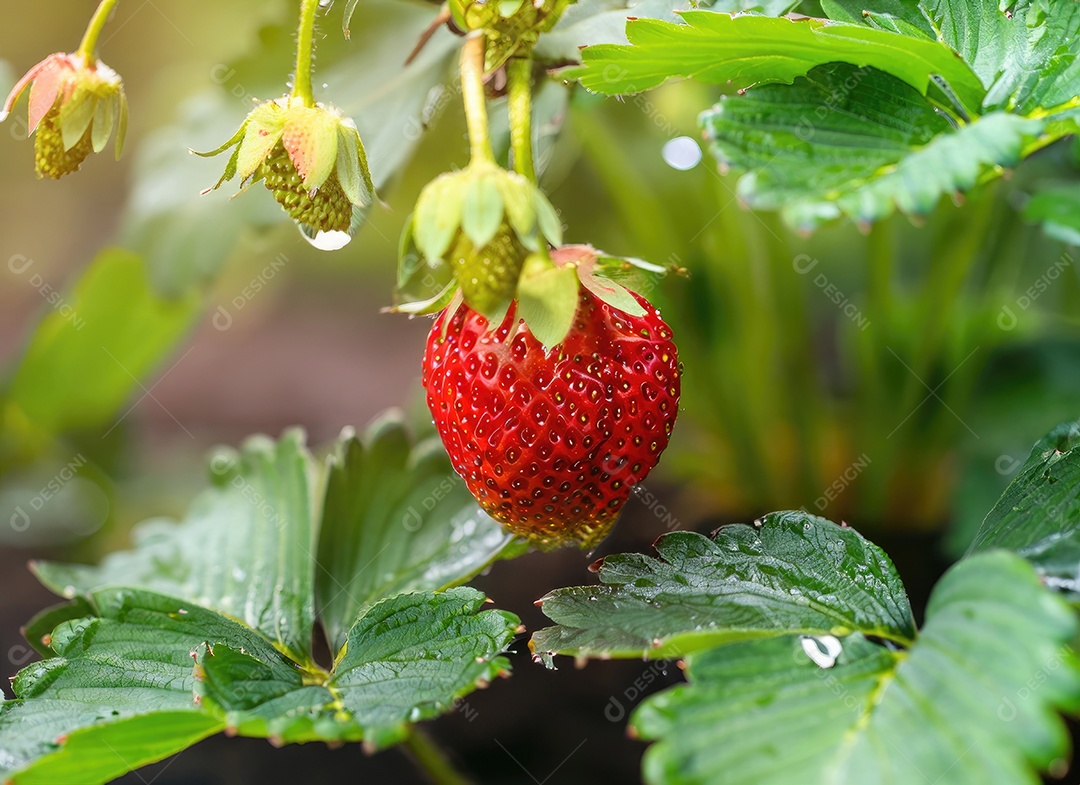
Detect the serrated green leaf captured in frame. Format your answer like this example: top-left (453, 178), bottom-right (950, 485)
top-left (315, 414), bottom-right (518, 652)
top-left (0, 588), bottom-right (283, 784)
top-left (1024, 186), bottom-right (1080, 245)
top-left (535, 0), bottom-right (694, 65)
top-left (819, 0), bottom-right (936, 36)
top-left (923, 0), bottom-right (1080, 113)
top-left (566, 11), bottom-right (985, 111)
top-left (6, 249), bottom-right (200, 437)
top-left (461, 173), bottom-right (506, 249)
top-left (8, 712), bottom-right (222, 785)
top-left (33, 430), bottom-right (321, 663)
top-left (968, 419), bottom-right (1080, 595)
top-left (632, 552), bottom-right (1080, 785)
top-left (197, 589), bottom-right (518, 749)
top-left (330, 588), bottom-right (516, 746)
top-left (700, 64), bottom-right (1049, 230)
top-left (517, 260), bottom-right (580, 348)
top-left (21, 597), bottom-right (95, 658)
top-left (532, 511), bottom-right (915, 661)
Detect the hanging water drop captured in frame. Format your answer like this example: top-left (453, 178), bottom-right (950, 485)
top-left (799, 634), bottom-right (843, 669)
top-left (298, 221), bottom-right (353, 250)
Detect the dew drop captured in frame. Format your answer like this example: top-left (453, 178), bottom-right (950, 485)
top-left (799, 635), bottom-right (843, 669)
top-left (298, 222), bottom-right (353, 251)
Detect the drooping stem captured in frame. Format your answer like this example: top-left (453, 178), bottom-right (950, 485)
top-left (460, 34), bottom-right (495, 164)
top-left (402, 726), bottom-right (474, 785)
top-left (291, 0), bottom-right (321, 107)
top-left (506, 57), bottom-right (535, 181)
top-left (76, 0), bottom-right (120, 65)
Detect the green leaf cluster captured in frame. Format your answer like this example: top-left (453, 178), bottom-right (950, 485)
top-left (1, 415), bottom-right (522, 784)
top-left (533, 419), bottom-right (1080, 784)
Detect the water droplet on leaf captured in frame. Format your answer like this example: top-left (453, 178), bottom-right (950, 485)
top-left (799, 634), bottom-right (843, 668)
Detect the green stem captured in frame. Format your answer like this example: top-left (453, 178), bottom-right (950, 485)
top-left (402, 727), bottom-right (474, 785)
top-left (76, 0), bottom-right (119, 64)
top-left (461, 34), bottom-right (495, 164)
top-left (506, 58), bottom-right (535, 181)
top-left (291, 0), bottom-right (321, 107)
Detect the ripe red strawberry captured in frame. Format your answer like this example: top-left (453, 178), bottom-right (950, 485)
top-left (422, 278), bottom-right (680, 549)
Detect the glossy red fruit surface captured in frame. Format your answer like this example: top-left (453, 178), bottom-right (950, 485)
top-left (422, 285), bottom-right (680, 549)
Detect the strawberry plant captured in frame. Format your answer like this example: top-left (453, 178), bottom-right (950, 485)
top-left (0, 0), bottom-right (1078, 784)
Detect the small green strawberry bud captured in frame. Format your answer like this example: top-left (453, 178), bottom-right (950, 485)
top-left (449, 223), bottom-right (527, 317)
top-left (2, 52), bottom-right (127, 179)
top-left (194, 97), bottom-right (376, 250)
top-left (398, 160), bottom-right (562, 318)
top-left (260, 142), bottom-right (353, 234)
top-left (449, 0), bottom-right (571, 71)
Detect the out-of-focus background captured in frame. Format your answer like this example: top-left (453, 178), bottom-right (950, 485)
top-left (1, 1), bottom-right (1079, 782)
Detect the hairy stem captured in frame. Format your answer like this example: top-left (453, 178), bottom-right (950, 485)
top-left (461, 34), bottom-right (494, 164)
top-left (403, 726), bottom-right (474, 785)
top-left (291, 0), bottom-right (321, 107)
top-left (506, 58), bottom-right (535, 181)
top-left (77, 0), bottom-right (120, 65)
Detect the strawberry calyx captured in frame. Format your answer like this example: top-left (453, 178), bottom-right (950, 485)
top-left (394, 159), bottom-right (561, 320)
top-left (449, 0), bottom-right (571, 72)
top-left (397, 241), bottom-right (679, 350)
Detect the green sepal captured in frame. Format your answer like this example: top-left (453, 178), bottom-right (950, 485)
top-left (495, 174), bottom-right (539, 248)
top-left (396, 217), bottom-right (425, 290)
top-left (336, 127), bottom-right (364, 206)
top-left (389, 278), bottom-right (461, 315)
top-left (461, 170), bottom-right (506, 249)
top-left (534, 190), bottom-right (563, 247)
top-left (580, 268), bottom-right (645, 317)
top-left (59, 89), bottom-right (96, 151)
top-left (191, 121), bottom-right (248, 159)
top-left (90, 94), bottom-right (115, 154)
top-left (236, 103), bottom-right (286, 183)
top-left (414, 173), bottom-right (466, 261)
top-left (289, 105), bottom-right (340, 191)
top-left (114, 89), bottom-right (128, 160)
top-left (336, 123), bottom-right (375, 208)
top-left (517, 253), bottom-right (579, 348)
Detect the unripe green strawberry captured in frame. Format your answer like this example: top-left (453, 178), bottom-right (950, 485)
top-left (3, 52), bottom-right (128, 180)
top-left (449, 224), bottom-right (527, 317)
top-left (196, 97), bottom-right (375, 249)
top-left (423, 262), bottom-right (681, 550)
top-left (34, 108), bottom-right (93, 179)
top-left (401, 161), bottom-right (561, 320)
top-left (261, 142), bottom-right (352, 234)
